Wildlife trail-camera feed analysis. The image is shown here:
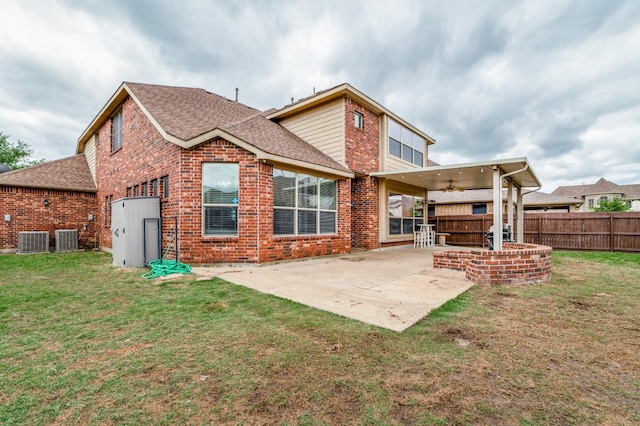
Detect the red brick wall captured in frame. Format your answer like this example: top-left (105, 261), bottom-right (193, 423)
top-left (94, 97), bottom-right (351, 264)
top-left (177, 139), bottom-right (351, 263)
top-left (344, 97), bottom-right (379, 174)
top-left (94, 96), bottom-right (182, 249)
top-left (0, 186), bottom-right (97, 251)
top-left (350, 176), bottom-right (380, 249)
top-left (345, 97), bottom-right (382, 249)
top-left (434, 243), bottom-right (552, 285)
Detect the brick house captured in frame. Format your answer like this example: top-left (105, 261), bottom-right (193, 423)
top-left (552, 178), bottom-right (640, 212)
top-left (0, 155), bottom-right (97, 252)
top-left (428, 189), bottom-right (582, 216)
top-left (70, 82), bottom-right (436, 263)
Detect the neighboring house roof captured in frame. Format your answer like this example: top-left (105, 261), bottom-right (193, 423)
top-left (429, 188), bottom-right (580, 207)
top-left (77, 82), bottom-right (352, 177)
top-left (552, 177), bottom-right (640, 200)
top-left (267, 83), bottom-right (436, 145)
top-left (619, 184), bottom-right (640, 199)
top-left (0, 154), bottom-right (96, 192)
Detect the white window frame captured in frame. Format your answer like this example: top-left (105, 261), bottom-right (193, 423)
top-left (388, 192), bottom-right (424, 236)
top-left (273, 168), bottom-right (337, 235)
top-left (354, 111), bottom-right (364, 129)
top-left (111, 110), bottom-right (123, 152)
top-left (202, 163), bottom-right (239, 236)
top-left (388, 118), bottom-right (424, 167)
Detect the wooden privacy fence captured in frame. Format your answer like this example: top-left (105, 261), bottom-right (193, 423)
top-left (428, 212), bottom-right (640, 252)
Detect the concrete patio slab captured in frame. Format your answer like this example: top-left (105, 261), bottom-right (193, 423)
top-left (191, 246), bottom-right (474, 332)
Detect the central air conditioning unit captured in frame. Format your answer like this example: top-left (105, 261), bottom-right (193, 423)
top-left (55, 229), bottom-right (79, 251)
top-left (18, 231), bottom-right (50, 253)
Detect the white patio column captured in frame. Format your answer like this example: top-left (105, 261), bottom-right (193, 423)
top-left (507, 179), bottom-right (514, 240)
top-left (517, 186), bottom-right (524, 242)
top-left (492, 166), bottom-right (503, 250)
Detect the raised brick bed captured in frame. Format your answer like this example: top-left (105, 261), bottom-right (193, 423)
top-left (434, 243), bottom-right (552, 285)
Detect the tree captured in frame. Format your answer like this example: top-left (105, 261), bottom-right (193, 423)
top-left (593, 197), bottom-right (631, 212)
top-left (0, 131), bottom-right (45, 170)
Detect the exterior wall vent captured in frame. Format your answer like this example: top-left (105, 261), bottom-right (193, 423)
top-left (18, 231), bottom-right (50, 253)
top-left (55, 229), bottom-right (79, 251)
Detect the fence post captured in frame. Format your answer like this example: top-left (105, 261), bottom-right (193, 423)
top-left (538, 214), bottom-right (542, 244)
top-left (609, 213), bottom-right (614, 252)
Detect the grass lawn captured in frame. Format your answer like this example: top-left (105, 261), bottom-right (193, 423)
top-left (1, 250), bottom-right (639, 425)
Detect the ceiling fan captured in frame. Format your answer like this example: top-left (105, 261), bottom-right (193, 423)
top-left (442, 179), bottom-right (465, 192)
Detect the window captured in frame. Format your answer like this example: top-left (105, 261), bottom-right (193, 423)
top-left (133, 185), bottom-right (139, 197)
top-left (203, 163), bottom-right (239, 236)
top-left (388, 193), bottom-right (423, 235)
top-left (150, 179), bottom-right (158, 196)
top-left (588, 198), bottom-right (594, 209)
top-left (273, 168), bottom-right (337, 235)
top-left (354, 111), bottom-right (364, 129)
top-left (472, 203), bottom-right (487, 214)
top-left (126, 187), bottom-right (132, 197)
top-left (161, 176), bottom-right (169, 198)
top-left (388, 118), bottom-right (424, 166)
top-left (111, 110), bottom-right (123, 152)
top-left (141, 182), bottom-right (147, 196)
top-left (104, 195), bottom-right (113, 225)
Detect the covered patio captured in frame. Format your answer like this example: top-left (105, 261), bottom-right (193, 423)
top-left (371, 157), bottom-right (542, 250)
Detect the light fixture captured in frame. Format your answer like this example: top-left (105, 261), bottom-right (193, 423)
top-left (43, 199), bottom-right (49, 207)
top-left (481, 166), bottom-right (484, 173)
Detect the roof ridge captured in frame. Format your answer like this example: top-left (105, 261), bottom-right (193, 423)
top-left (221, 111), bottom-right (265, 129)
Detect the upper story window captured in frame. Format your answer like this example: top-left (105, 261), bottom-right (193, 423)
top-left (354, 111), bottom-right (364, 130)
top-left (588, 198), bottom-right (594, 209)
top-left (388, 119), bottom-right (424, 167)
top-left (111, 110), bottom-right (123, 152)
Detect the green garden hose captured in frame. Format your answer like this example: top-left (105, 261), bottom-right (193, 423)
top-left (141, 237), bottom-right (192, 279)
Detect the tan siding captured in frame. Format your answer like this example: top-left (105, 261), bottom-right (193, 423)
top-left (385, 155), bottom-right (421, 171)
top-left (278, 99), bottom-right (345, 165)
top-left (84, 136), bottom-right (97, 184)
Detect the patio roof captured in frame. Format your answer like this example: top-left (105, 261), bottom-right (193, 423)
top-left (372, 157), bottom-right (542, 250)
top-left (370, 157), bottom-right (541, 192)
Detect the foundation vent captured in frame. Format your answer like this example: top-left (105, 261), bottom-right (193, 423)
top-left (18, 231), bottom-right (50, 253)
top-left (55, 229), bottom-right (79, 251)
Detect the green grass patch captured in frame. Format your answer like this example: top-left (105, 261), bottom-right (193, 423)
top-left (0, 250), bottom-right (638, 424)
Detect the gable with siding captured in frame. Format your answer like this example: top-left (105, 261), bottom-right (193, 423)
top-left (277, 98), bottom-right (346, 166)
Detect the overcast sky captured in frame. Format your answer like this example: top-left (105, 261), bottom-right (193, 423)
top-left (1, 0), bottom-right (638, 191)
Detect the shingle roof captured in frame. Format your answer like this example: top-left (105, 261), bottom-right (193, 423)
top-left (429, 189), bottom-right (579, 206)
top-left (552, 178), bottom-right (623, 197)
top-left (124, 82), bottom-right (350, 174)
top-left (619, 184), bottom-right (640, 199)
top-left (125, 82), bottom-right (259, 141)
top-left (0, 155), bottom-right (96, 192)
top-left (222, 114), bottom-right (351, 173)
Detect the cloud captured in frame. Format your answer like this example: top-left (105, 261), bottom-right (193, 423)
top-left (0, 0), bottom-right (639, 192)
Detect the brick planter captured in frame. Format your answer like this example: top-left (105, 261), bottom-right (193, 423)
top-left (434, 243), bottom-right (552, 285)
